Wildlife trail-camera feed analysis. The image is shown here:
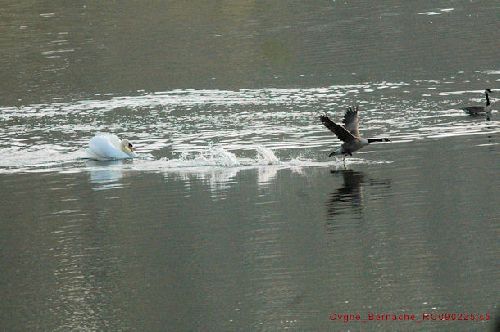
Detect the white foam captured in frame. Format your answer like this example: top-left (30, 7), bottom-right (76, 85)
top-left (438, 90), bottom-right (485, 96)
top-left (481, 70), bottom-right (500, 75)
top-left (0, 146), bottom-right (83, 169)
top-left (418, 11), bottom-right (441, 16)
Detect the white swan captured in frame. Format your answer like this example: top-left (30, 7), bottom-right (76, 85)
top-left (86, 134), bottom-right (137, 160)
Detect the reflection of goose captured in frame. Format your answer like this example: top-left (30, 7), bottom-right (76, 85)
top-left (327, 170), bottom-right (366, 218)
top-left (462, 89), bottom-right (493, 119)
top-left (326, 169), bottom-right (391, 227)
top-left (87, 134), bottom-right (137, 160)
top-left (320, 106), bottom-right (390, 161)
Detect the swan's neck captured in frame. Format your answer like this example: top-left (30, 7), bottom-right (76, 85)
top-left (485, 92), bottom-right (490, 106)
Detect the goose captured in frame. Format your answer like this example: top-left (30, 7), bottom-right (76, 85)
top-left (86, 133), bottom-right (137, 160)
top-left (463, 89), bottom-right (493, 119)
top-left (320, 105), bottom-right (390, 161)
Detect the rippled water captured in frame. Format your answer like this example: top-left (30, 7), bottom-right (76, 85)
top-left (1, 81), bottom-right (498, 175)
top-left (1, 1), bottom-right (499, 331)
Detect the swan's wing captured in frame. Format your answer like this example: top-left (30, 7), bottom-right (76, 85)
top-left (320, 115), bottom-right (356, 142)
top-left (105, 134), bottom-right (123, 149)
top-left (342, 106), bottom-right (360, 137)
top-left (88, 134), bottom-right (129, 160)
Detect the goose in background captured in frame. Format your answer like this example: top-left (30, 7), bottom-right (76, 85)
top-left (463, 89), bottom-right (493, 120)
top-left (86, 133), bottom-right (137, 160)
top-left (320, 105), bottom-right (390, 161)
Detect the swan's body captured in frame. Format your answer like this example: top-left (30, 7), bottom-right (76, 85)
top-left (320, 106), bottom-right (390, 161)
top-left (463, 89), bottom-right (493, 119)
top-left (86, 134), bottom-right (136, 160)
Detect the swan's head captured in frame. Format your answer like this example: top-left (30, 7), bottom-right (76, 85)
top-left (485, 89), bottom-right (492, 94)
top-left (121, 139), bottom-right (135, 154)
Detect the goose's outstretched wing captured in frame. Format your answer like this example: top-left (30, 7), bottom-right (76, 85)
top-left (320, 115), bottom-right (356, 142)
top-left (342, 106), bottom-right (360, 137)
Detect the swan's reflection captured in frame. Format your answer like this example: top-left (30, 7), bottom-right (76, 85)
top-left (85, 159), bottom-right (124, 190)
top-left (326, 169), bottom-right (391, 231)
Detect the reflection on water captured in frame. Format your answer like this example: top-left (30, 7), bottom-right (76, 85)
top-left (258, 165), bottom-right (279, 186)
top-left (327, 169), bottom-right (366, 219)
top-left (325, 169), bottom-right (391, 230)
top-left (86, 159), bottom-right (124, 191)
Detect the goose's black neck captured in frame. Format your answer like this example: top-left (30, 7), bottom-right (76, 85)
top-left (485, 92), bottom-right (490, 106)
top-left (368, 138), bottom-right (390, 143)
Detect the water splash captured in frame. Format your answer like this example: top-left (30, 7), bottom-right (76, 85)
top-left (0, 143), bottom-right (385, 175)
top-left (255, 145), bottom-right (280, 165)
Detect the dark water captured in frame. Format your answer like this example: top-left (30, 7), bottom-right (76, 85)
top-left (1, 1), bottom-right (499, 331)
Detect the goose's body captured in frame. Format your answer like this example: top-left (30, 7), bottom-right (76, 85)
top-left (87, 134), bottom-right (136, 160)
top-left (320, 106), bottom-right (390, 160)
top-left (463, 89), bottom-right (493, 119)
